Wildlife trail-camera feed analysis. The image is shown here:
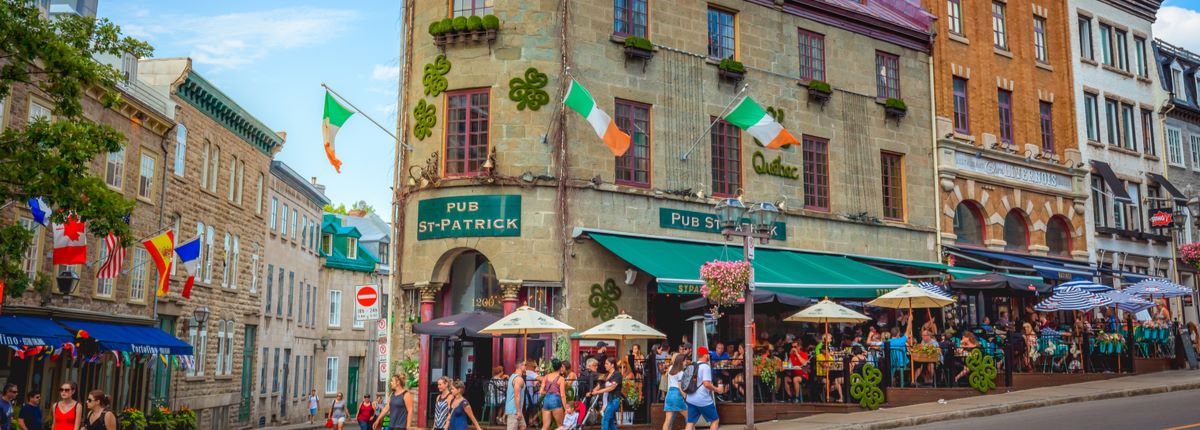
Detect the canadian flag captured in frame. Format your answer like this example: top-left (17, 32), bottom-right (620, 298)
top-left (53, 217), bottom-right (87, 265)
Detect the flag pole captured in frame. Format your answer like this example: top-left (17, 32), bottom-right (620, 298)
top-left (680, 83), bottom-right (750, 161)
top-left (322, 83), bottom-right (412, 150)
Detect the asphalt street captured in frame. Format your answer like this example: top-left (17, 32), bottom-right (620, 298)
top-left (901, 389), bottom-right (1200, 430)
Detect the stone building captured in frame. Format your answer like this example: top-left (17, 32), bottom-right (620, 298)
top-left (393, 0), bottom-right (938, 422)
top-left (139, 57), bottom-right (281, 429)
top-left (922, 0), bottom-right (1092, 288)
top-left (1067, 0), bottom-right (1173, 286)
top-left (256, 161), bottom-right (329, 425)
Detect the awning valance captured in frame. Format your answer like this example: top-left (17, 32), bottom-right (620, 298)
top-left (1091, 161), bottom-right (1133, 204)
top-left (849, 255), bottom-right (990, 279)
top-left (58, 320), bottom-right (193, 356)
top-left (584, 230), bottom-right (907, 298)
top-left (1147, 173), bottom-right (1188, 204)
top-left (946, 246), bottom-right (1094, 282)
top-left (0, 315), bottom-right (73, 349)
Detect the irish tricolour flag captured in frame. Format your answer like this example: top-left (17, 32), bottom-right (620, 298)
top-left (724, 96), bottom-right (799, 149)
top-left (564, 80), bottom-right (631, 157)
top-left (322, 91), bottom-right (354, 173)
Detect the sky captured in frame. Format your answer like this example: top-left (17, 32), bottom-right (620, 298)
top-left (99, 0), bottom-right (402, 214)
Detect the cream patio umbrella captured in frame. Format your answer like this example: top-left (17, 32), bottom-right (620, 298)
top-left (785, 299), bottom-right (871, 401)
top-left (867, 283), bottom-right (956, 383)
top-left (578, 313), bottom-right (668, 362)
top-left (479, 305), bottom-right (575, 361)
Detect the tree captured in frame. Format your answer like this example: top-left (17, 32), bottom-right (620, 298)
top-left (323, 203), bottom-right (348, 215)
top-left (0, 2), bottom-right (152, 298)
top-left (324, 201), bottom-right (374, 215)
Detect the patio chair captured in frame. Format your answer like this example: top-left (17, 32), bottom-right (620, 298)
top-left (889, 347), bottom-right (910, 388)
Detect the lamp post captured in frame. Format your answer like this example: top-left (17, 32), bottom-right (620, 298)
top-left (56, 268), bottom-right (80, 301)
top-left (320, 336), bottom-right (330, 352)
top-left (713, 198), bottom-right (780, 430)
top-left (193, 306), bottom-right (210, 325)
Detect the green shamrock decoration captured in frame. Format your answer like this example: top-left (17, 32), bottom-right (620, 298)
top-left (508, 67), bottom-right (550, 111)
top-left (849, 363), bottom-right (884, 410)
top-left (412, 99), bottom-right (436, 140)
top-left (423, 55), bottom-right (451, 97)
top-left (588, 278), bottom-right (622, 321)
top-left (966, 348), bottom-right (997, 393)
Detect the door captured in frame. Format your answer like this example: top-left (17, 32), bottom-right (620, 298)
top-left (347, 358), bottom-right (361, 412)
top-left (150, 316), bottom-right (176, 409)
top-left (281, 348), bottom-right (291, 416)
top-left (239, 325), bottom-right (256, 423)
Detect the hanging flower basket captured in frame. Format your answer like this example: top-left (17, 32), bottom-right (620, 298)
top-left (754, 355), bottom-right (783, 390)
top-left (700, 260), bottom-right (750, 306)
top-left (1181, 243), bottom-right (1200, 269)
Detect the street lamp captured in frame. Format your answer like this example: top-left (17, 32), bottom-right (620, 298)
top-left (320, 336), bottom-right (330, 351)
top-left (712, 198), bottom-right (780, 430)
top-left (56, 269), bottom-right (80, 296)
top-left (192, 306), bottom-right (210, 325)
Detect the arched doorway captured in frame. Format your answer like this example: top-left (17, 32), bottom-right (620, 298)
top-left (1004, 210), bottom-right (1029, 252)
top-left (441, 251), bottom-right (501, 317)
top-left (954, 201), bottom-right (985, 246)
top-left (1046, 216), bottom-right (1072, 257)
top-left (430, 250), bottom-right (499, 386)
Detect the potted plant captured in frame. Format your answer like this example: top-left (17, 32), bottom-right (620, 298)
top-left (1182, 243), bottom-right (1200, 269)
top-left (171, 407), bottom-right (196, 430)
top-left (909, 343), bottom-right (941, 363)
top-left (119, 408), bottom-right (148, 430)
top-left (699, 260), bottom-right (750, 306)
top-left (717, 58), bottom-right (745, 82)
top-left (623, 36), bottom-right (654, 60)
top-left (754, 355), bottom-right (783, 392)
top-left (806, 79), bottom-right (832, 103)
top-left (146, 407), bottom-right (173, 430)
top-left (433, 14), bottom-right (500, 47)
top-left (883, 98), bottom-right (907, 119)
top-left (621, 379), bottom-right (641, 424)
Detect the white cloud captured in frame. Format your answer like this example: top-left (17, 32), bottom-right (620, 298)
top-left (1155, 6), bottom-right (1200, 54)
top-left (372, 65), bottom-right (400, 81)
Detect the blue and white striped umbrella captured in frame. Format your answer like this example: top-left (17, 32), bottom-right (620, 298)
top-left (1099, 290), bottom-right (1155, 313)
top-left (1125, 278), bottom-right (1192, 299)
top-left (917, 281), bottom-right (952, 298)
top-left (1034, 286), bottom-right (1114, 312)
top-left (1055, 280), bottom-right (1114, 293)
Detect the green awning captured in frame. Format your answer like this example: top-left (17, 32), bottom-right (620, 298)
top-left (850, 255), bottom-right (1042, 281)
top-left (587, 232), bottom-right (907, 298)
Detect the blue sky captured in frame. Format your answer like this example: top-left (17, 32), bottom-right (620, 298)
top-left (100, 0), bottom-right (402, 214)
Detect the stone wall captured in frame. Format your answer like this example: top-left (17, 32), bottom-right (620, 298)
top-left (315, 264), bottom-right (384, 403)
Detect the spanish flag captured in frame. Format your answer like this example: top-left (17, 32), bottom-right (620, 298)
top-left (142, 230), bottom-right (175, 297)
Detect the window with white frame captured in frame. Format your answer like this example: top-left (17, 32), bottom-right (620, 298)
top-left (138, 152), bottom-right (155, 200)
top-left (329, 290), bottom-right (342, 327)
top-left (215, 320), bottom-right (226, 375)
top-left (281, 204), bottom-right (289, 236)
top-left (187, 322), bottom-right (200, 377)
top-left (1125, 184), bottom-right (1141, 231)
top-left (196, 320), bottom-right (208, 375)
top-left (325, 357), bottom-right (339, 394)
top-left (1171, 64), bottom-right (1185, 101)
top-left (301, 215), bottom-right (308, 248)
top-left (28, 99), bottom-right (51, 122)
top-left (221, 233), bottom-right (231, 288)
top-left (195, 222), bottom-right (206, 281)
top-left (130, 248), bottom-right (148, 303)
top-left (223, 320), bottom-right (234, 375)
top-left (1168, 127), bottom-right (1185, 167)
top-left (174, 124), bottom-right (187, 176)
top-left (1134, 37), bottom-right (1147, 77)
top-left (230, 235), bottom-right (240, 289)
top-left (1112, 182), bottom-right (1126, 230)
top-left (256, 174), bottom-right (264, 215)
top-left (1078, 16), bottom-right (1093, 60)
top-left (291, 209), bottom-right (299, 240)
top-left (992, 2), bottom-right (1008, 49)
top-left (17, 218), bottom-right (40, 279)
top-left (205, 225), bottom-right (215, 282)
top-left (207, 144), bottom-right (220, 192)
top-left (347, 238), bottom-right (358, 259)
top-left (105, 148), bottom-right (125, 189)
top-left (1033, 16), bottom-right (1048, 63)
top-left (227, 155), bottom-right (238, 202)
top-left (260, 347), bottom-right (268, 394)
top-left (95, 244), bottom-right (114, 298)
top-left (1191, 136), bottom-right (1200, 171)
top-left (1084, 93), bottom-right (1099, 141)
top-left (270, 198), bottom-right (278, 230)
top-left (250, 254), bottom-right (259, 294)
top-left (235, 161), bottom-right (245, 204)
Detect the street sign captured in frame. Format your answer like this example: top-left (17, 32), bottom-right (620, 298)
top-left (378, 362), bottom-right (388, 381)
top-left (376, 319), bottom-right (387, 331)
top-left (355, 285), bottom-right (381, 321)
top-left (377, 318), bottom-right (389, 382)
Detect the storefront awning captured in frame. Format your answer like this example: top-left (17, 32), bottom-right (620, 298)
top-left (1147, 173), bottom-right (1188, 204)
top-left (58, 320), bottom-right (193, 356)
top-left (946, 246), bottom-right (1095, 282)
top-left (849, 255), bottom-right (990, 279)
top-left (0, 315), bottom-right (74, 349)
top-left (1091, 161), bottom-right (1132, 203)
top-left (584, 230), bottom-right (907, 298)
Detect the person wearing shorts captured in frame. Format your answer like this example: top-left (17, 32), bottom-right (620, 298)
top-left (309, 390), bottom-right (319, 424)
top-left (684, 348), bottom-right (725, 430)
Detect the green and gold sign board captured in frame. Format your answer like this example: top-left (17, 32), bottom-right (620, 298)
top-left (659, 208), bottom-right (786, 241)
top-left (417, 195), bottom-right (521, 240)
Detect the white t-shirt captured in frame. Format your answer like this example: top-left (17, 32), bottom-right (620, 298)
top-left (684, 363), bottom-right (714, 406)
top-left (668, 371), bottom-right (685, 390)
top-left (309, 395), bottom-right (318, 409)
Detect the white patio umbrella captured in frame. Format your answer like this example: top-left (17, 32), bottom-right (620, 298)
top-left (786, 299), bottom-right (871, 401)
top-left (479, 305), bottom-right (575, 361)
top-left (578, 313), bottom-right (667, 360)
top-left (867, 283), bottom-right (955, 382)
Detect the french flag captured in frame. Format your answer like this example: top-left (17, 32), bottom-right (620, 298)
top-left (28, 197), bottom-right (50, 227)
top-left (174, 237), bottom-right (202, 298)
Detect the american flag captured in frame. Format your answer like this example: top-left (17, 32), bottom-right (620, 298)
top-left (96, 232), bottom-right (124, 279)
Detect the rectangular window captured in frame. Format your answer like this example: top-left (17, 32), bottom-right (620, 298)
top-left (802, 136), bottom-right (830, 211)
top-left (1079, 16), bottom-right (1093, 60)
top-left (260, 347), bottom-right (268, 394)
top-left (215, 321), bottom-right (226, 375)
top-left (880, 152), bottom-right (904, 221)
top-left (444, 89), bottom-right (491, 177)
top-left (797, 29), bottom-right (825, 82)
top-left (1126, 184), bottom-right (1141, 231)
top-left (1172, 67), bottom-right (1186, 100)
top-left (1083, 93), bottom-right (1099, 141)
top-left (1121, 104), bottom-right (1136, 151)
top-left (173, 125), bottom-right (187, 176)
top-left (270, 198), bottom-right (278, 230)
top-left (1115, 30), bottom-right (1128, 71)
top-left (256, 174), bottom-right (264, 215)
top-left (277, 268), bottom-right (284, 316)
top-left (947, 0), bottom-right (964, 35)
top-left (301, 215), bottom-right (308, 248)
top-left (1039, 102), bottom-right (1054, 153)
top-left (952, 77), bottom-right (970, 133)
top-left (281, 204), bottom-right (289, 236)
top-left (1134, 37), bottom-right (1148, 77)
top-left (875, 51), bottom-right (900, 100)
top-left (1099, 24), bottom-right (1112, 66)
top-left (614, 100), bottom-right (651, 187)
top-left (197, 322), bottom-right (208, 376)
top-left (221, 233), bottom-right (231, 288)
top-left (1141, 109), bottom-right (1156, 156)
top-left (1168, 127), bottom-right (1185, 167)
top-left (710, 119), bottom-right (741, 197)
top-left (288, 271), bottom-right (294, 318)
top-left (329, 290), bottom-right (342, 327)
top-left (95, 244), bottom-right (113, 298)
top-left (249, 254), bottom-right (259, 294)
top-left (992, 2), bottom-right (1008, 49)
top-left (613, 0), bottom-right (647, 38)
top-left (325, 357), bottom-right (339, 394)
top-left (130, 248), bottom-right (148, 303)
top-left (187, 323), bottom-right (199, 377)
top-left (272, 348), bottom-right (280, 392)
top-left (1091, 177), bottom-right (1109, 228)
top-left (1190, 136), bottom-right (1200, 170)
top-left (322, 234), bottom-right (333, 255)
top-left (451, 0), bottom-right (492, 17)
top-left (227, 156), bottom-right (237, 201)
top-left (1105, 98), bottom-right (1120, 146)
top-left (1112, 181), bottom-right (1126, 230)
top-left (204, 226), bottom-right (214, 282)
top-left (265, 263), bottom-right (274, 313)
top-left (998, 89), bottom-right (1014, 145)
top-left (138, 152), bottom-right (155, 200)
top-left (28, 100), bottom-right (51, 122)
top-left (707, 6), bottom-right (736, 59)
top-left (1033, 17), bottom-right (1048, 63)
top-left (105, 148), bottom-right (125, 189)
top-left (291, 209), bottom-right (299, 240)
top-left (18, 218), bottom-right (40, 279)
top-left (346, 237), bottom-right (358, 260)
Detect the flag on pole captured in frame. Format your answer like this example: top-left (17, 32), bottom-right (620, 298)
top-left (563, 80), bottom-right (631, 157)
top-left (52, 217), bottom-right (87, 265)
top-left (322, 91), bottom-right (354, 173)
top-left (142, 230), bottom-right (175, 297)
top-left (96, 233), bottom-right (124, 279)
top-left (28, 197), bottom-right (51, 227)
top-left (723, 95), bottom-right (799, 149)
top-left (174, 237), bottom-right (202, 299)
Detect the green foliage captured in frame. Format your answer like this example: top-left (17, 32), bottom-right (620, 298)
top-left (400, 357), bottom-right (420, 389)
top-left (439, 18), bottom-right (453, 34)
top-left (482, 14), bottom-right (500, 30)
top-left (324, 201), bottom-right (374, 215)
top-left (850, 364), bottom-right (884, 410)
top-left (467, 15), bottom-right (484, 31)
top-left (452, 16), bottom-right (468, 32)
top-left (422, 54), bottom-right (451, 97)
top-left (147, 407), bottom-right (174, 430)
top-left (623, 36), bottom-right (653, 51)
top-left (966, 349), bottom-right (998, 393)
top-left (428, 21), bottom-right (443, 36)
top-left (884, 98), bottom-right (907, 111)
top-left (0, 1), bottom-right (150, 299)
top-left (718, 58), bottom-right (745, 74)
top-left (807, 80), bottom-right (832, 94)
top-left (324, 203), bottom-right (348, 215)
top-left (119, 408), bottom-right (148, 430)
top-left (412, 99), bottom-right (437, 140)
top-left (171, 408), bottom-right (196, 430)
top-left (588, 278), bottom-right (621, 321)
top-left (508, 67), bottom-right (550, 111)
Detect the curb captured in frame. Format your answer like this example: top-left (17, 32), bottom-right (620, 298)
top-left (820, 381), bottom-right (1200, 430)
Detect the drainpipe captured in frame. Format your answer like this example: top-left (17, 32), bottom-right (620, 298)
top-left (928, 53), bottom-right (943, 263)
top-left (155, 122), bottom-right (178, 322)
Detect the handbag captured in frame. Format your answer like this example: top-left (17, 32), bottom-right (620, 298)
top-left (325, 417), bottom-right (333, 428)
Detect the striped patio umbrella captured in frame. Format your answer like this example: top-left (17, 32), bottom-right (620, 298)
top-left (1099, 290), bottom-right (1154, 313)
top-left (1055, 280), bottom-right (1114, 293)
top-left (1124, 278), bottom-right (1192, 299)
top-left (1034, 286), bottom-right (1114, 312)
top-left (916, 281), bottom-right (953, 298)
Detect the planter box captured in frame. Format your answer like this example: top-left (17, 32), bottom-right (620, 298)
top-left (434, 29), bottom-right (498, 48)
top-left (884, 106), bottom-right (907, 119)
top-left (807, 87), bottom-right (832, 104)
top-left (718, 68), bottom-right (745, 83)
top-left (623, 45), bottom-right (654, 60)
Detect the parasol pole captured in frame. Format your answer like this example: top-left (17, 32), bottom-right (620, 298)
top-left (523, 329), bottom-right (528, 363)
top-left (824, 318), bottom-right (830, 402)
top-left (910, 300), bottom-right (916, 385)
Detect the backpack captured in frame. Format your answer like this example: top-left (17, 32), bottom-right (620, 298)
top-left (682, 363), bottom-right (702, 394)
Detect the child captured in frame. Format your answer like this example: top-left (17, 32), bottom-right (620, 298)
top-left (556, 401), bottom-right (579, 430)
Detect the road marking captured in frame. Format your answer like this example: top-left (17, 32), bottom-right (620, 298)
top-left (1164, 423), bottom-right (1200, 430)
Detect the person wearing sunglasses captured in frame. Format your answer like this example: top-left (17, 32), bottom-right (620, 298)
top-left (1, 383), bottom-right (18, 430)
top-left (52, 383), bottom-right (81, 430)
top-left (82, 390), bottom-right (115, 430)
top-left (18, 390), bottom-right (43, 430)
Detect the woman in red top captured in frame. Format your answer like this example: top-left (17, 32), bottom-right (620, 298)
top-left (53, 382), bottom-right (82, 430)
top-left (356, 395), bottom-right (375, 430)
top-left (786, 341), bottom-right (809, 403)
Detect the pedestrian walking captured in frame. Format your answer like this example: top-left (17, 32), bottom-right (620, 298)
top-left (357, 395), bottom-right (375, 430)
top-left (447, 380), bottom-right (483, 430)
top-left (588, 357), bottom-right (622, 430)
top-left (539, 359), bottom-right (566, 430)
top-left (18, 390), bottom-right (43, 430)
top-left (434, 377), bottom-right (453, 430)
top-left (662, 354), bottom-right (687, 430)
top-left (52, 382), bottom-right (82, 430)
top-left (504, 361), bottom-right (527, 430)
top-left (374, 374), bottom-right (414, 430)
top-left (309, 390), bottom-right (320, 425)
top-left (684, 347), bottom-right (724, 430)
top-left (1, 383), bottom-right (17, 430)
top-left (329, 392), bottom-right (348, 430)
top-left (82, 390), bottom-right (116, 430)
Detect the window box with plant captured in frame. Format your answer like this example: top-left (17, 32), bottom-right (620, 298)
top-left (717, 58), bottom-right (745, 82)
top-left (883, 98), bottom-right (907, 119)
top-left (429, 14), bottom-right (500, 48)
top-left (622, 36), bottom-right (654, 60)
top-left (806, 79), bottom-right (832, 104)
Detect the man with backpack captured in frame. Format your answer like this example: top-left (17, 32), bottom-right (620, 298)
top-left (683, 347), bottom-right (725, 430)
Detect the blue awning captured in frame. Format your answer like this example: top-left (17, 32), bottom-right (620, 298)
top-left (58, 320), bottom-right (192, 356)
top-left (948, 247), bottom-right (1095, 281)
top-left (0, 315), bottom-right (73, 349)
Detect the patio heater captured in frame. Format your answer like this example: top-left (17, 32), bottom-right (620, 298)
top-left (714, 198), bottom-right (780, 430)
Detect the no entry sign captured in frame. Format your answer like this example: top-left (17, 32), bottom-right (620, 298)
top-left (355, 284), bottom-right (381, 321)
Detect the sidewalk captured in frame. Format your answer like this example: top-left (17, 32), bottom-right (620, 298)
top-left (746, 370), bottom-right (1200, 430)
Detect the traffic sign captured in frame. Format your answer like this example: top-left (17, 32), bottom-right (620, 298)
top-left (355, 285), bottom-right (381, 321)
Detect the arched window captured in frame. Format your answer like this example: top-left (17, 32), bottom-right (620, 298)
top-left (1004, 210), bottom-right (1029, 252)
top-left (1046, 216), bottom-right (1072, 257)
top-left (954, 201), bottom-right (985, 245)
